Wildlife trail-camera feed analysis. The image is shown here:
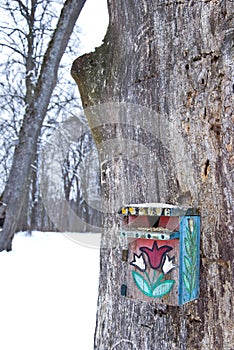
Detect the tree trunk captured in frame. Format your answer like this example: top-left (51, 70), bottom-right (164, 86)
top-left (0, 0), bottom-right (86, 251)
top-left (72, 0), bottom-right (233, 349)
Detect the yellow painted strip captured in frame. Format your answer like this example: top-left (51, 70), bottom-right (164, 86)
top-left (122, 207), bottom-right (128, 215)
top-left (129, 207), bottom-right (136, 215)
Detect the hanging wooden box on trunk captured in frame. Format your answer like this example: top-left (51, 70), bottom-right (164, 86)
top-left (118, 203), bottom-right (200, 306)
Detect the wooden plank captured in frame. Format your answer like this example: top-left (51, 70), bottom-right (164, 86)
top-left (120, 230), bottom-right (180, 240)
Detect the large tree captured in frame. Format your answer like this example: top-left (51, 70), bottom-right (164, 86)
top-left (0, 0), bottom-right (86, 251)
top-left (72, 0), bottom-right (233, 349)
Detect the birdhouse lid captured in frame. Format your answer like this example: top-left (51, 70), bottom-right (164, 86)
top-left (118, 203), bottom-right (199, 216)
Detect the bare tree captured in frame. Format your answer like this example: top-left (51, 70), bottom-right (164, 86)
top-left (0, 0), bottom-right (86, 251)
top-left (72, 0), bottom-right (233, 349)
top-left (61, 130), bottom-right (101, 231)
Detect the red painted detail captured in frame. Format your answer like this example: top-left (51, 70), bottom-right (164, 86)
top-left (158, 216), bottom-right (179, 231)
top-left (140, 241), bottom-right (172, 269)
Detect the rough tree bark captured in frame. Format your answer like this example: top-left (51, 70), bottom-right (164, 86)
top-left (0, 0), bottom-right (86, 251)
top-left (72, 1), bottom-right (233, 349)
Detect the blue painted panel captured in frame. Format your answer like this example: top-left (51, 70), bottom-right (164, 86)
top-left (179, 216), bottom-right (200, 305)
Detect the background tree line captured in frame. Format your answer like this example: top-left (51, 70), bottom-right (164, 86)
top-left (0, 0), bottom-right (101, 250)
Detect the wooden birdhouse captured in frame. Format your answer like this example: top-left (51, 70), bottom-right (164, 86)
top-left (118, 203), bottom-right (200, 306)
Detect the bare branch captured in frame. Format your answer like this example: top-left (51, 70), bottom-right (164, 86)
top-left (0, 26), bottom-right (26, 37)
top-left (0, 43), bottom-right (26, 58)
top-left (12, 0), bottom-right (29, 20)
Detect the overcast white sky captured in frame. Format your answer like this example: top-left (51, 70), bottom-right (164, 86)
top-left (77, 0), bottom-right (109, 55)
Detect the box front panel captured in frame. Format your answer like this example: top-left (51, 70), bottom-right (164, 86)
top-left (127, 238), bottom-right (180, 305)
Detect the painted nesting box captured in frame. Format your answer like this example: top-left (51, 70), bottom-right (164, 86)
top-left (118, 204), bottom-right (200, 306)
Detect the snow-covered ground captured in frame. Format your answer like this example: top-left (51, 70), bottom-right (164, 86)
top-left (0, 231), bottom-right (100, 350)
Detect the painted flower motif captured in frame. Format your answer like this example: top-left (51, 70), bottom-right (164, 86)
top-left (188, 218), bottom-right (194, 233)
top-left (140, 241), bottom-right (172, 270)
top-left (162, 254), bottom-right (176, 274)
top-left (130, 253), bottom-right (146, 272)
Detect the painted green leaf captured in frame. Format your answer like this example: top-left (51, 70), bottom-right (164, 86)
top-left (152, 280), bottom-right (175, 298)
top-left (152, 273), bottom-right (164, 290)
top-left (191, 246), bottom-right (197, 261)
top-left (183, 272), bottom-right (191, 293)
top-left (191, 225), bottom-right (197, 243)
top-left (186, 228), bottom-right (192, 241)
top-left (184, 237), bottom-right (192, 256)
top-left (184, 256), bottom-right (192, 274)
top-left (132, 271), bottom-right (152, 297)
top-left (190, 236), bottom-right (196, 248)
top-left (193, 223), bottom-right (197, 234)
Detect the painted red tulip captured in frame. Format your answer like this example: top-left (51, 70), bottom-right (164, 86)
top-left (140, 241), bottom-right (172, 270)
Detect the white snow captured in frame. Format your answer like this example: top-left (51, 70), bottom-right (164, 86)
top-left (0, 231), bottom-right (100, 350)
